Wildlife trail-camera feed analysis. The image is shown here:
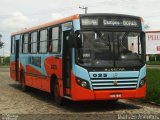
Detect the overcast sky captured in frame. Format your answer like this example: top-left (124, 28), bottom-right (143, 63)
top-left (0, 0), bottom-right (160, 56)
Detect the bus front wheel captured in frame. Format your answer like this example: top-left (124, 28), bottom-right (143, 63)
top-left (107, 99), bottom-right (118, 104)
top-left (53, 79), bottom-right (65, 105)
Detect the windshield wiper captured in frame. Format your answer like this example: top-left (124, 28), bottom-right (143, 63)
top-left (93, 29), bottom-right (111, 47)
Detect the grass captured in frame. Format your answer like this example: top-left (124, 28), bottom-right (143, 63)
top-left (144, 69), bottom-right (160, 104)
top-left (146, 61), bottom-right (160, 65)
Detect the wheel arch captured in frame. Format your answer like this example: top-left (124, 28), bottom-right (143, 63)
top-left (50, 74), bottom-right (58, 93)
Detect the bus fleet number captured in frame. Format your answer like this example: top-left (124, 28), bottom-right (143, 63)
top-left (93, 73), bottom-right (107, 78)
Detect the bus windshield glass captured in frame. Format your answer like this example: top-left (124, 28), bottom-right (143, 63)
top-left (76, 31), bottom-right (144, 67)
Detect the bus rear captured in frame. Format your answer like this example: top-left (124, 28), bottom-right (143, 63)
top-left (70, 14), bottom-right (146, 101)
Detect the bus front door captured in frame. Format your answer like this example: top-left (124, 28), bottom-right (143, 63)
top-left (63, 30), bottom-right (72, 97)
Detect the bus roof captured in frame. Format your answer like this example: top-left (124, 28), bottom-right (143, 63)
top-left (12, 14), bottom-right (80, 35)
top-left (12, 13), bottom-right (142, 36)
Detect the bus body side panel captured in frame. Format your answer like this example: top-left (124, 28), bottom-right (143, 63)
top-left (44, 56), bottom-right (62, 79)
top-left (26, 64), bottom-right (42, 89)
top-left (44, 56), bottom-right (63, 95)
top-left (18, 54), bottom-right (62, 93)
top-left (22, 54), bottom-right (49, 92)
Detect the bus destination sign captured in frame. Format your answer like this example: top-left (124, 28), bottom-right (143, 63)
top-left (80, 15), bottom-right (141, 29)
top-left (103, 18), bottom-right (139, 27)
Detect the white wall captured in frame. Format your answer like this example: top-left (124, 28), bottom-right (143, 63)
top-left (146, 32), bottom-right (160, 54)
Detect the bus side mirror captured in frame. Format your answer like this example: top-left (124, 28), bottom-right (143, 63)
top-left (68, 31), bottom-right (77, 48)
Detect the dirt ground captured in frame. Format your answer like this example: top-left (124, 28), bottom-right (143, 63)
top-left (0, 67), bottom-right (160, 120)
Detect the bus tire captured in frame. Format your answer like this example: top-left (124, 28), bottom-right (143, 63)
top-left (53, 79), bottom-right (65, 105)
top-left (107, 99), bottom-right (118, 104)
top-left (20, 71), bottom-right (27, 92)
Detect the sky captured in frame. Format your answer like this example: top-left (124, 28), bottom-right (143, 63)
top-left (0, 0), bottom-right (160, 56)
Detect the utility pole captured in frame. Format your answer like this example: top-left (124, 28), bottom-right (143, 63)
top-left (0, 34), bottom-right (2, 64)
top-left (79, 6), bottom-right (88, 14)
top-left (0, 34), bottom-right (2, 42)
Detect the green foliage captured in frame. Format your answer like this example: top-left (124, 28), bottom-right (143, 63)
top-left (0, 41), bottom-right (4, 49)
top-left (0, 33), bottom-right (4, 49)
top-left (3, 56), bottom-right (10, 65)
top-left (0, 56), bottom-right (10, 65)
top-left (145, 69), bottom-right (160, 104)
top-left (148, 55), bottom-right (160, 61)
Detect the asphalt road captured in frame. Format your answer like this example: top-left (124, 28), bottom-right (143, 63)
top-left (0, 67), bottom-right (160, 120)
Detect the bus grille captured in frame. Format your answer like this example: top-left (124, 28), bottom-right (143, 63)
top-left (91, 78), bottom-right (138, 90)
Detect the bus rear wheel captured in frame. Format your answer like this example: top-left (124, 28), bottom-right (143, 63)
top-left (53, 79), bottom-right (65, 105)
top-left (20, 71), bottom-right (27, 92)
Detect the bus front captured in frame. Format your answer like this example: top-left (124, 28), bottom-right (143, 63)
top-left (71, 14), bottom-right (146, 101)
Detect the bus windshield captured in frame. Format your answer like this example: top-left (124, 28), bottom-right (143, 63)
top-left (76, 31), bottom-right (145, 68)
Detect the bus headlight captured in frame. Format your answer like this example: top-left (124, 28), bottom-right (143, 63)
top-left (81, 81), bottom-right (87, 87)
top-left (139, 77), bottom-right (146, 88)
top-left (76, 77), bottom-right (90, 89)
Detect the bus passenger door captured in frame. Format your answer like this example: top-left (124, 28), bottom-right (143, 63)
top-left (63, 30), bottom-right (72, 96)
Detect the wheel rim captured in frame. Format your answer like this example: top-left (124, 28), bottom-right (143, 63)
top-left (54, 81), bottom-right (61, 102)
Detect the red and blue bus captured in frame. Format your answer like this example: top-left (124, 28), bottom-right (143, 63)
top-left (10, 13), bottom-right (146, 105)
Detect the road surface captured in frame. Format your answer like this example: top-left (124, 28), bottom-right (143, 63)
top-left (0, 67), bottom-right (160, 120)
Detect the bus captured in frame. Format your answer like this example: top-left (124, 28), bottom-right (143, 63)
top-left (10, 13), bottom-right (146, 105)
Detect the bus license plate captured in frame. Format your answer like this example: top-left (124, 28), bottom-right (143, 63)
top-left (110, 93), bottom-right (122, 98)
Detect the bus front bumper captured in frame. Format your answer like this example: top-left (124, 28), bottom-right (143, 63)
top-left (72, 84), bottom-right (146, 101)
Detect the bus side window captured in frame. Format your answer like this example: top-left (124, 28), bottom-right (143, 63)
top-left (23, 34), bottom-right (29, 53)
top-left (39, 29), bottom-right (48, 53)
top-left (31, 32), bottom-right (38, 53)
top-left (52, 27), bottom-right (60, 53)
top-left (48, 28), bottom-right (52, 52)
top-left (11, 36), bottom-right (15, 54)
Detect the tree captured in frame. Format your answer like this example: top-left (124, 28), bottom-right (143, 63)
top-left (0, 34), bottom-right (4, 49)
top-left (0, 41), bottom-right (4, 49)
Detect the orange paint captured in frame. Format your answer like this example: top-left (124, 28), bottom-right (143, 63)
top-left (58, 79), bottom-right (64, 97)
top-left (94, 84), bottom-right (146, 100)
top-left (70, 71), bottom-right (146, 101)
top-left (65, 88), bottom-right (71, 95)
top-left (71, 72), bottom-right (95, 101)
top-left (25, 65), bottom-right (51, 92)
top-left (44, 56), bottom-right (62, 79)
top-left (11, 60), bottom-right (146, 101)
top-left (10, 61), bottom-right (16, 80)
top-left (12, 14), bottom-right (80, 35)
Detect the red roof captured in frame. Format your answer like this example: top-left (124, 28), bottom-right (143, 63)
top-left (12, 14), bottom-right (80, 35)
